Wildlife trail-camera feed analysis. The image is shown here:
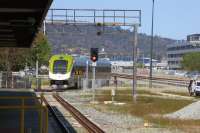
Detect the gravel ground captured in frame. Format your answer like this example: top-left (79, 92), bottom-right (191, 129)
top-left (165, 101), bottom-right (200, 120)
top-left (60, 91), bottom-right (184, 133)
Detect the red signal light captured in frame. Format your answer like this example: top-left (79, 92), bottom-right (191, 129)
top-left (90, 48), bottom-right (98, 62)
top-left (92, 56), bottom-right (96, 61)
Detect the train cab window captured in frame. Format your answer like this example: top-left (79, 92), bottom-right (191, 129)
top-left (53, 60), bottom-right (68, 74)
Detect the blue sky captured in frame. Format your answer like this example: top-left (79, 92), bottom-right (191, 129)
top-left (51, 0), bottom-right (200, 40)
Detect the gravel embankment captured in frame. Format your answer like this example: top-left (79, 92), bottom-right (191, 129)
top-left (60, 91), bottom-right (184, 133)
top-left (165, 101), bottom-right (200, 120)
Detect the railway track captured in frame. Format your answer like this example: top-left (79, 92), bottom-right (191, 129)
top-left (43, 93), bottom-right (105, 133)
top-left (111, 73), bottom-right (190, 87)
top-left (43, 94), bottom-right (75, 133)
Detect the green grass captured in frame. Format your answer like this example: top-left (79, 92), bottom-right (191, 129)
top-left (88, 90), bottom-right (199, 131)
top-left (93, 95), bottom-right (192, 117)
top-left (150, 116), bottom-right (200, 126)
top-left (149, 117), bottom-right (200, 133)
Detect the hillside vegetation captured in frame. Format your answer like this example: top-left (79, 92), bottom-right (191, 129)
top-left (46, 24), bottom-right (175, 60)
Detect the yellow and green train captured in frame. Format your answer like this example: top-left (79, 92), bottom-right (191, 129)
top-left (49, 54), bottom-right (74, 87)
top-left (49, 54), bottom-right (111, 88)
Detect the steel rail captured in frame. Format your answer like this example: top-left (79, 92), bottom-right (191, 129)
top-left (111, 73), bottom-right (189, 81)
top-left (53, 94), bottom-right (105, 133)
top-left (111, 73), bottom-right (189, 87)
top-left (42, 96), bottom-right (75, 133)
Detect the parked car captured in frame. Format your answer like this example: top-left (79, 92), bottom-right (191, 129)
top-left (194, 81), bottom-right (200, 96)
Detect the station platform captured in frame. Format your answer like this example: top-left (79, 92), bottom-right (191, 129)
top-left (0, 89), bottom-right (48, 133)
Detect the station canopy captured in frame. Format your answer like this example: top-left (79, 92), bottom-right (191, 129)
top-left (0, 0), bottom-right (52, 47)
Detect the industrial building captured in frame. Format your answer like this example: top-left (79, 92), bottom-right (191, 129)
top-left (167, 34), bottom-right (200, 70)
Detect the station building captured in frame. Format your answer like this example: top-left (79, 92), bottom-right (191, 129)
top-left (167, 34), bottom-right (200, 70)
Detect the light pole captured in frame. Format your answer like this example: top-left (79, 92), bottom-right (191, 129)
top-left (149, 0), bottom-right (155, 88)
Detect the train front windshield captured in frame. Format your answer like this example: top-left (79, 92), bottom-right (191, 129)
top-left (53, 60), bottom-right (68, 74)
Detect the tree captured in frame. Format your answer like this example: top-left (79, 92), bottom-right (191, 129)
top-left (27, 32), bottom-right (51, 68)
top-left (0, 32), bottom-right (51, 71)
top-left (0, 48), bottom-right (29, 71)
top-left (181, 52), bottom-right (200, 71)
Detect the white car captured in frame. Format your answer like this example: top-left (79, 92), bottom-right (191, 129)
top-left (194, 81), bottom-right (200, 96)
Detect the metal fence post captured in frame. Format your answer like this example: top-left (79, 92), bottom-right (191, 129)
top-left (6, 72), bottom-right (7, 88)
top-left (20, 99), bottom-right (25, 133)
top-left (86, 60), bottom-right (89, 89)
top-left (77, 76), bottom-right (80, 89)
top-left (0, 72), bottom-right (2, 88)
top-left (45, 107), bottom-right (48, 133)
top-left (12, 74), bottom-right (14, 89)
top-left (39, 102), bottom-right (43, 133)
top-left (36, 60), bottom-right (39, 90)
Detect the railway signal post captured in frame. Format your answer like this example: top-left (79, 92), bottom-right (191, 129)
top-left (92, 62), bottom-right (96, 101)
top-left (90, 48), bottom-right (98, 101)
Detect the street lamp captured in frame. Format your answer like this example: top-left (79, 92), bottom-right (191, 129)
top-left (149, 0), bottom-right (155, 88)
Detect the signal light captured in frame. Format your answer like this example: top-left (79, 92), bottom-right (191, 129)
top-left (92, 56), bottom-right (96, 61)
top-left (90, 48), bottom-right (98, 62)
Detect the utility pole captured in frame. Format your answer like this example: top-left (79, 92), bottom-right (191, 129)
top-left (90, 48), bottom-right (98, 101)
top-left (149, 0), bottom-right (155, 88)
top-left (133, 24), bottom-right (138, 102)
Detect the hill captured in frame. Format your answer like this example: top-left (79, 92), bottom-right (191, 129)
top-left (46, 23), bottom-right (176, 60)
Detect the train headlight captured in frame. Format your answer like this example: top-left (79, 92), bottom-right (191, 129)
top-left (63, 85), bottom-right (68, 88)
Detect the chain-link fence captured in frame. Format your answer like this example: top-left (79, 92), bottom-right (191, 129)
top-left (79, 76), bottom-right (188, 92)
top-left (0, 72), bottom-right (32, 89)
top-left (80, 78), bottom-right (136, 91)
